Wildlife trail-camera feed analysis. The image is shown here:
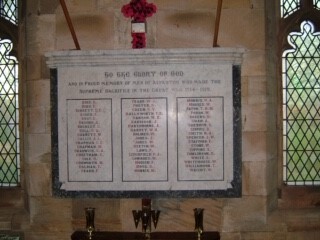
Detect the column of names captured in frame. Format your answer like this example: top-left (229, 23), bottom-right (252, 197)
top-left (67, 99), bottom-right (113, 182)
top-left (122, 98), bottom-right (168, 182)
top-left (177, 97), bottom-right (224, 181)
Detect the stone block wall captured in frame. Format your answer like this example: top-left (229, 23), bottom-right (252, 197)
top-left (0, 0), bottom-right (319, 240)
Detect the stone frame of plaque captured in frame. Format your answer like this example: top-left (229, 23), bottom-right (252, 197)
top-left (48, 48), bottom-right (243, 198)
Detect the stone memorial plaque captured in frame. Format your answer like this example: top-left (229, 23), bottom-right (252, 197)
top-left (47, 48), bottom-right (243, 197)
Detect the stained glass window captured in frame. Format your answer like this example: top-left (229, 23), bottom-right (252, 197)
top-left (282, 21), bottom-right (320, 185)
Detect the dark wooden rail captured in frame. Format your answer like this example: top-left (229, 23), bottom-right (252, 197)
top-left (71, 231), bottom-right (220, 240)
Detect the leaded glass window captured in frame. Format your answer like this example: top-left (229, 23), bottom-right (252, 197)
top-left (281, 0), bottom-right (300, 18)
top-left (0, 0), bottom-right (18, 25)
top-left (0, 38), bottom-right (19, 187)
top-left (0, 0), bottom-right (19, 187)
top-left (282, 21), bottom-right (320, 185)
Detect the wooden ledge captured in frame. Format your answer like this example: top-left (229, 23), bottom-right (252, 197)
top-left (71, 231), bottom-right (220, 240)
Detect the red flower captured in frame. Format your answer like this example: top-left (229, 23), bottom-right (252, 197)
top-left (121, 5), bottom-right (134, 18)
top-left (132, 33), bottom-right (146, 48)
top-left (122, 0), bottom-right (157, 48)
top-left (122, 0), bottom-right (157, 22)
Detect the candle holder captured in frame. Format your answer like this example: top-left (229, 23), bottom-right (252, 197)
top-left (85, 207), bottom-right (95, 239)
top-left (141, 206), bottom-right (151, 235)
top-left (194, 208), bottom-right (204, 240)
top-left (132, 199), bottom-right (161, 239)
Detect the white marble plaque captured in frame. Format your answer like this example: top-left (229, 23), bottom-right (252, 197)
top-left (47, 48), bottom-right (244, 197)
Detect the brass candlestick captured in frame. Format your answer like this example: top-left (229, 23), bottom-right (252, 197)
top-left (85, 207), bottom-right (95, 239)
top-left (194, 208), bottom-right (204, 240)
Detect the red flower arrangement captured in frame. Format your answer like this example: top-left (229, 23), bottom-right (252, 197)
top-left (121, 0), bottom-right (157, 48)
top-left (131, 33), bottom-right (146, 49)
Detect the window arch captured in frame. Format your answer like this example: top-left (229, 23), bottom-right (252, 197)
top-left (280, 0), bottom-right (320, 186)
top-left (0, 0), bottom-right (19, 187)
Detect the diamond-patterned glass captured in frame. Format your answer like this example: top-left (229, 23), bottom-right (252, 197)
top-left (281, 0), bottom-right (300, 18)
top-left (0, 0), bottom-right (18, 25)
top-left (283, 21), bottom-right (320, 185)
top-left (0, 38), bottom-right (19, 187)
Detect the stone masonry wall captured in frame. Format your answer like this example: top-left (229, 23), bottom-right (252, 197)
top-left (1, 0), bottom-right (318, 240)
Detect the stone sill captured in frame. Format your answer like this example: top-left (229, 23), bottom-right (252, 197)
top-left (281, 208), bottom-right (320, 232)
top-left (0, 208), bottom-right (29, 231)
top-left (278, 186), bottom-right (320, 209)
top-left (268, 206), bottom-right (320, 233)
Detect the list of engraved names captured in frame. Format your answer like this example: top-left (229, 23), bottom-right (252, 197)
top-left (122, 98), bottom-right (168, 182)
top-left (67, 99), bottom-right (113, 182)
top-left (177, 97), bottom-right (224, 181)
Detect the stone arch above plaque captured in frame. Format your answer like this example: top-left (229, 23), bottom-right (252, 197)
top-left (46, 48), bottom-right (244, 198)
